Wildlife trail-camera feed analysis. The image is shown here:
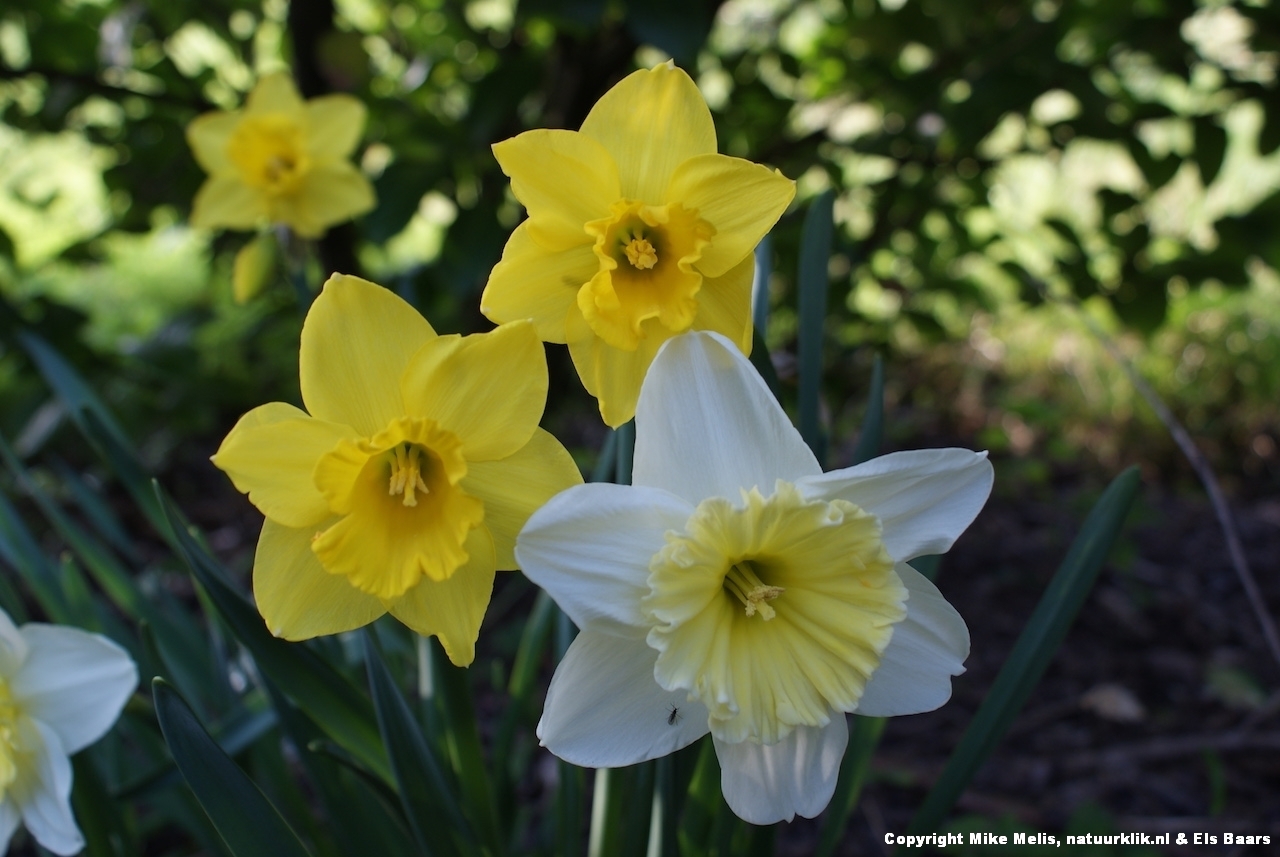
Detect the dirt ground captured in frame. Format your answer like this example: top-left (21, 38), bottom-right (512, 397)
top-left (789, 480), bottom-right (1280, 856)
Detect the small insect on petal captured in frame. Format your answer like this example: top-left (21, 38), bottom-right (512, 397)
top-left (667, 704), bottom-right (681, 726)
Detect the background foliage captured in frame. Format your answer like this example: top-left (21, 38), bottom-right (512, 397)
top-left (0, 0), bottom-right (1276, 854)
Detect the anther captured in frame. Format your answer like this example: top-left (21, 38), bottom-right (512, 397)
top-left (723, 561), bottom-right (784, 621)
top-left (388, 444), bottom-right (430, 507)
top-left (624, 237), bottom-right (658, 270)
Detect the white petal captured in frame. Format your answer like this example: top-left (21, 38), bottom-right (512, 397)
top-left (713, 716), bottom-right (848, 825)
top-left (516, 483), bottom-right (692, 635)
top-left (0, 609), bottom-right (27, 676)
top-left (0, 799), bottom-right (20, 854)
top-left (855, 563), bottom-right (969, 717)
top-left (797, 448), bottom-right (993, 562)
top-left (634, 331), bottom-right (820, 505)
top-left (16, 720), bottom-right (83, 857)
top-left (12, 625), bottom-right (138, 754)
top-left (537, 628), bottom-right (709, 767)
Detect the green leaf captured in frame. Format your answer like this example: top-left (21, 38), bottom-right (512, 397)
top-left (0, 482), bottom-right (71, 622)
top-left (363, 631), bottom-right (476, 857)
top-left (72, 754), bottom-right (135, 857)
top-left (905, 467), bottom-right (1142, 837)
top-left (0, 433), bottom-right (215, 702)
top-left (153, 679), bottom-right (315, 857)
top-left (751, 233), bottom-right (773, 337)
top-left (849, 354), bottom-right (884, 466)
top-left (430, 639), bottom-right (503, 856)
top-left (17, 332), bottom-right (166, 532)
top-left (615, 420), bottom-right (635, 486)
top-left (797, 190), bottom-right (835, 464)
top-left (153, 484), bottom-right (391, 783)
top-left (588, 764), bottom-right (653, 857)
top-left (117, 706), bottom-right (278, 798)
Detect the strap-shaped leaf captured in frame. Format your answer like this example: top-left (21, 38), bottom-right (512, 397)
top-left (797, 189), bottom-right (835, 464)
top-left (363, 632), bottom-right (475, 857)
top-left (154, 484), bottom-right (391, 783)
top-left (849, 354), bottom-right (884, 466)
top-left (153, 679), bottom-right (314, 857)
top-left (905, 466), bottom-right (1142, 838)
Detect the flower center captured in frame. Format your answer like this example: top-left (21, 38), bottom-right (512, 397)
top-left (388, 443), bottom-right (431, 507)
top-left (624, 236), bottom-right (658, 270)
top-left (578, 200), bottom-right (714, 351)
top-left (227, 113), bottom-right (309, 194)
top-left (642, 481), bottom-right (907, 746)
top-left (311, 417), bottom-right (484, 598)
top-left (723, 560), bottom-right (784, 620)
top-left (0, 679), bottom-right (19, 801)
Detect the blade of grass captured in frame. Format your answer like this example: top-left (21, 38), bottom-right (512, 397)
top-left (677, 739), bottom-right (719, 857)
top-left (905, 466), bottom-right (1142, 838)
top-left (153, 678), bottom-right (314, 857)
top-left (797, 189), bottom-right (835, 465)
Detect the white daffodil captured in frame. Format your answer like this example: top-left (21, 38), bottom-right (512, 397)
top-left (0, 609), bottom-right (138, 855)
top-left (517, 331), bottom-right (993, 824)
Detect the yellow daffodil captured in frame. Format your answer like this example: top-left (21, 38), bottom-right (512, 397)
top-left (212, 274), bottom-right (582, 665)
top-left (517, 331), bottom-right (993, 824)
top-left (482, 62), bottom-right (795, 427)
top-left (187, 72), bottom-right (375, 238)
top-left (0, 608), bottom-right (137, 855)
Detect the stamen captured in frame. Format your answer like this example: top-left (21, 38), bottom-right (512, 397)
top-left (723, 560), bottom-right (784, 620)
top-left (624, 237), bottom-right (658, 270)
top-left (266, 154), bottom-right (295, 183)
top-left (388, 444), bottom-right (431, 507)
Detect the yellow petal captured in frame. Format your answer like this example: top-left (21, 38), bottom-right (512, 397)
top-left (400, 321), bottom-right (547, 462)
top-left (389, 527), bottom-right (496, 666)
top-left (274, 162), bottom-right (376, 238)
top-left (566, 309), bottom-right (669, 428)
top-left (212, 402), bottom-right (354, 528)
top-left (481, 222), bottom-right (595, 344)
top-left (253, 519), bottom-right (386, 640)
top-left (667, 153), bottom-right (795, 278)
top-left (305, 94), bottom-right (367, 160)
top-left (190, 176), bottom-right (266, 231)
top-left (300, 274), bottom-right (434, 435)
top-left (462, 428), bottom-right (583, 569)
top-left (492, 129), bottom-right (620, 251)
top-left (186, 111), bottom-right (241, 174)
top-left (691, 252), bottom-right (754, 354)
top-left (579, 64), bottom-right (716, 205)
top-left (246, 72), bottom-right (305, 115)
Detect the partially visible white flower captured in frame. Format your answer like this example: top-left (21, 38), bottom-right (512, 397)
top-left (517, 331), bottom-right (993, 824)
top-left (0, 609), bottom-right (138, 855)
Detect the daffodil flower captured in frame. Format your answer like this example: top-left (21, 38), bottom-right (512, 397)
top-left (0, 609), bottom-right (137, 855)
top-left (187, 72), bottom-right (375, 238)
top-left (482, 63), bottom-right (795, 427)
top-left (213, 274), bottom-right (582, 665)
top-left (517, 331), bottom-right (993, 824)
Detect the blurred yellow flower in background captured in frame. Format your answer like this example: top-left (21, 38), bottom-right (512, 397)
top-left (482, 62), bottom-right (795, 427)
top-left (186, 72), bottom-right (375, 238)
top-left (212, 274), bottom-right (582, 665)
